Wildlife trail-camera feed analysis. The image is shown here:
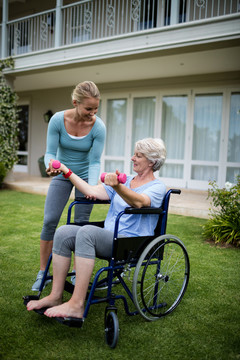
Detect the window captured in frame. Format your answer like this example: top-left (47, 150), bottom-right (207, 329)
top-left (131, 97), bottom-right (155, 151)
top-left (104, 99), bottom-right (127, 172)
top-left (130, 97), bottom-right (155, 172)
top-left (15, 105), bottom-right (29, 171)
top-left (101, 89), bottom-right (239, 189)
top-left (226, 93), bottom-right (240, 183)
top-left (191, 94), bottom-right (222, 181)
top-left (160, 95), bottom-right (187, 178)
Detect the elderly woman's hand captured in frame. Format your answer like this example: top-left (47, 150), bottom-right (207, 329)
top-left (104, 171), bottom-right (121, 187)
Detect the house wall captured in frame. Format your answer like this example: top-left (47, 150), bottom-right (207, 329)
top-left (18, 86), bottom-right (73, 175)
top-left (3, 1), bottom-right (239, 189)
top-left (16, 71), bottom-right (240, 189)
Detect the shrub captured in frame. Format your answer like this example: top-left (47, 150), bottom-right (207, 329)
top-left (202, 176), bottom-right (240, 247)
top-left (0, 162), bottom-right (7, 187)
top-left (0, 58), bottom-right (19, 186)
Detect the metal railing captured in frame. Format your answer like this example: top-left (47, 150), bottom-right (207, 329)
top-left (2, 0), bottom-right (240, 58)
top-left (7, 10), bottom-right (55, 56)
top-left (185, 0), bottom-right (240, 21)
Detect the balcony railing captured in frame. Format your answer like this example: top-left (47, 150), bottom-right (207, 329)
top-left (1, 0), bottom-right (240, 58)
top-left (8, 10), bottom-right (56, 56)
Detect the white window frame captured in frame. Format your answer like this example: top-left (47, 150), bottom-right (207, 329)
top-left (100, 85), bottom-right (240, 190)
top-left (187, 87), bottom-right (239, 190)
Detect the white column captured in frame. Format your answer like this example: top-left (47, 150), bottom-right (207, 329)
top-left (55, 0), bottom-right (63, 48)
top-left (1, 0), bottom-right (8, 58)
top-left (170, 0), bottom-right (180, 25)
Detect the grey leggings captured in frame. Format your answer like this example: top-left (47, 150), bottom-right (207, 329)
top-left (41, 176), bottom-right (93, 241)
top-left (52, 224), bottom-right (114, 260)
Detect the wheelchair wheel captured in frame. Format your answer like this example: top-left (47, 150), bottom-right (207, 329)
top-left (132, 234), bottom-right (190, 321)
top-left (104, 311), bottom-right (119, 348)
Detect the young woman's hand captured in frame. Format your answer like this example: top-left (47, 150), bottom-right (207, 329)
top-left (46, 159), bottom-right (62, 176)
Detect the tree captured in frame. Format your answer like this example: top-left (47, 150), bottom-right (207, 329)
top-left (0, 58), bottom-right (19, 186)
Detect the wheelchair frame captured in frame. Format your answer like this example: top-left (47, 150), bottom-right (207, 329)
top-left (24, 189), bottom-right (190, 349)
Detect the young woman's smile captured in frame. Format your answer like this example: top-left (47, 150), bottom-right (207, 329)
top-left (75, 97), bottom-right (99, 121)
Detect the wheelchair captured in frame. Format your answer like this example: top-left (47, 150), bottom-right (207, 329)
top-left (23, 189), bottom-right (190, 349)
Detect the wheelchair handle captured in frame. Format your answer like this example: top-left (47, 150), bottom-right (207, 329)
top-left (101, 172), bottom-right (127, 184)
top-left (52, 160), bottom-right (61, 169)
top-left (169, 189), bottom-right (181, 195)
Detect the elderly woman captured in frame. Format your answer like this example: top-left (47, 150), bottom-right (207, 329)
top-left (27, 138), bottom-right (166, 320)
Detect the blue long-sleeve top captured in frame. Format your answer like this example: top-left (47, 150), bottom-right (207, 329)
top-left (44, 111), bottom-right (106, 185)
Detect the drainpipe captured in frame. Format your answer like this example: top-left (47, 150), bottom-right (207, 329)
top-left (55, 0), bottom-right (63, 48)
top-left (170, 0), bottom-right (180, 25)
top-left (1, 0), bottom-right (8, 58)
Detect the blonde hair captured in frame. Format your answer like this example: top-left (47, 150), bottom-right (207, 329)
top-left (71, 81), bottom-right (100, 103)
top-left (135, 138), bottom-right (166, 171)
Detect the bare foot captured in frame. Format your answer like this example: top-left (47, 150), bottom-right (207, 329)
top-left (27, 295), bottom-right (62, 311)
top-left (44, 300), bottom-right (84, 319)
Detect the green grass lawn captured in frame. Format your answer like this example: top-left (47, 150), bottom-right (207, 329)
top-left (0, 189), bottom-right (239, 360)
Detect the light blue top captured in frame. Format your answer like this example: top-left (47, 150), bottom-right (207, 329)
top-left (103, 176), bottom-right (166, 236)
top-left (44, 111), bottom-right (106, 185)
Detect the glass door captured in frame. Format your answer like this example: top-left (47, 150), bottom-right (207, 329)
top-left (131, 96), bottom-right (156, 173)
top-left (226, 92), bottom-right (240, 183)
top-left (104, 98), bottom-right (127, 173)
top-left (160, 95), bottom-right (187, 187)
top-left (189, 93), bottom-right (223, 189)
top-left (14, 105), bottom-right (29, 172)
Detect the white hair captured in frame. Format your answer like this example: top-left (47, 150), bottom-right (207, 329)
top-left (135, 138), bottom-right (166, 171)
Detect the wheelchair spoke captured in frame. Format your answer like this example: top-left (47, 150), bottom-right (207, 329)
top-left (132, 235), bottom-right (190, 321)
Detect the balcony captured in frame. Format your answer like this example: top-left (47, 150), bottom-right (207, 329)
top-left (1, 0), bottom-right (239, 92)
top-left (1, 1), bottom-right (239, 56)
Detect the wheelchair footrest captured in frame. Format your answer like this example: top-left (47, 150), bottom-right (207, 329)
top-left (23, 295), bottom-right (39, 306)
top-left (23, 295), bottom-right (49, 315)
top-left (55, 317), bottom-right (84, 328)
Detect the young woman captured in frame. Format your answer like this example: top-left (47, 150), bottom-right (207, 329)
top-left (28, 138), bottom-right (166, 320)
top-left (32, 81), bottom-right (106, 291)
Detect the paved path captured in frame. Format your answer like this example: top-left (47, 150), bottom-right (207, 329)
top-left (3, 173), bottom-right (211, 219)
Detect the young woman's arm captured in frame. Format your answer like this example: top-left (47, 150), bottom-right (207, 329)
top-left (44, 114), bottom-right (60, 168)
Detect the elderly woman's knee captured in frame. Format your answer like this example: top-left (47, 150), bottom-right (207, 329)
top-left (75, 225), bottom-right (98, 246)
top-left (53, 225), bottom-right (77, 256)
top-left (54, 225), bottom-right (70, 244)
top-left (76, 225), bottom-right (98, 237)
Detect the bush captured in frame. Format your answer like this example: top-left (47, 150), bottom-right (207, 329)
top-left (0, 162), bottom-right (7, 187)
top-left (0, 58), bottom-right (19, 186)
top-left (202, 176), bottom-right (240, 247)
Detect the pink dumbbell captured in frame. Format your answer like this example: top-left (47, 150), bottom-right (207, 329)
top-left (52, 160), bottom-right (61, 169)
top-left (101, 172), bottom-right (127, 184)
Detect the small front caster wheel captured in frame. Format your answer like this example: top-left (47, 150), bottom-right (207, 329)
top-left (104, 311), bottom-right (119, 349)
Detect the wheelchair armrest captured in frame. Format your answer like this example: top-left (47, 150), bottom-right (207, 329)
top-left (123, 207), bottom-right (163, 215)
top-left (67, 199), bottom-right (110, 225)
top-left (74, 198), bottom-right (110, 204)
